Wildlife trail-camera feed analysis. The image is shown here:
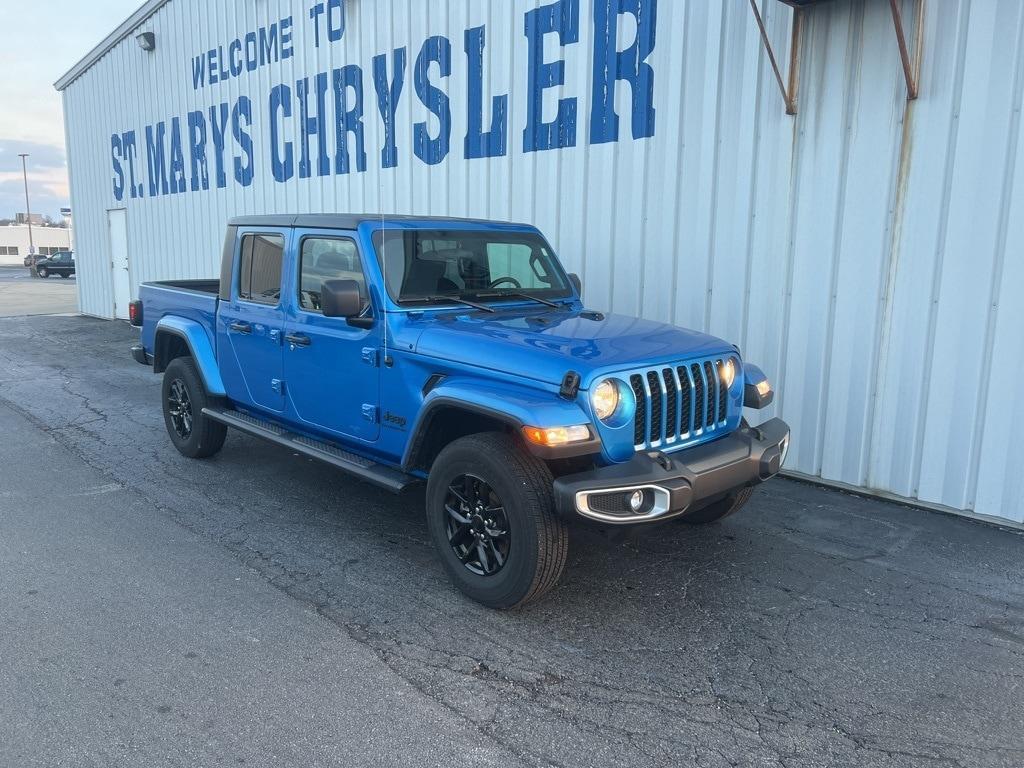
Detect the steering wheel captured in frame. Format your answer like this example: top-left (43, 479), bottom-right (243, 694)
top-left (488, 276), bottom-right (522, 289)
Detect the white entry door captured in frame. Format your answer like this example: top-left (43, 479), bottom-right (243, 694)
top-left (108, 209), bottom-right (131, 319)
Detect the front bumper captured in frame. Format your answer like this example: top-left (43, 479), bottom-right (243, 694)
top-left (553, 418), bottom-right (790, 525)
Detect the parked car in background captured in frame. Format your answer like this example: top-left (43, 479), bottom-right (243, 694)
top-left (35, 252), bottom-right (75, 278)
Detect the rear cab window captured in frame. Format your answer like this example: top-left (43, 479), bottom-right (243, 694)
top-left (238, 234), bottom-right (285, 305)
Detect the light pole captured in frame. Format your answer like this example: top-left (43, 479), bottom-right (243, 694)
top-left (18, 153), bottom-right (35, 273)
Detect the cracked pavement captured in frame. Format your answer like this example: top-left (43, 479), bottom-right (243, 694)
top-left (0, 314), bottom-right (1022, 767)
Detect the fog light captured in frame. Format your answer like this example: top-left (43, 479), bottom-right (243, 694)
top-left (629, 490), bottom-right (645, 512)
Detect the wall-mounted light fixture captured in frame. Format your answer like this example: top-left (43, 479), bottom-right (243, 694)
top-left (136, 32), bottom-right (156, 52)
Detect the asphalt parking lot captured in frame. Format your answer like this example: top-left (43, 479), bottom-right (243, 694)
top-left (0, 311), bottom-right (1022, 767)
top-left (0, 265), bottom-right (78, 317)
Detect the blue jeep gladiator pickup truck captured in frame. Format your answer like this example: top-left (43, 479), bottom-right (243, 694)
top-left (130, 215), bottom-right (789, 608)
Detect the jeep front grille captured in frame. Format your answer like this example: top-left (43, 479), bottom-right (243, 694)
top-left (628, 356), bottom-right (737, 450)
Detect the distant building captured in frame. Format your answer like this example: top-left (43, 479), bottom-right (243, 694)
top-left (16, 213), bottom-right (45, 226)
top-left (0, 225), bottom-right (72, 266)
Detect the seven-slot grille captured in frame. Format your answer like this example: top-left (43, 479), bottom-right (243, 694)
top-left (628, 356), bottom-right (737, 450)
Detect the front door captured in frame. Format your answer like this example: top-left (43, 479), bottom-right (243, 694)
top-left (282, 230), bottom-right (381, 442)
top-left (217, 229), bottom-right (289, 414)
top-left (107, 209), bottom-right (131, 319)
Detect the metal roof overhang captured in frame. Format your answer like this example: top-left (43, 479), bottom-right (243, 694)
top-left (54, 0), bottom-right (169, 91)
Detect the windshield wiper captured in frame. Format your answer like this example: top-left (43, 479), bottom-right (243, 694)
top-left (476, 292), bottom-right (565, 309)
top-left (408, 295), bottom-right (497, 313)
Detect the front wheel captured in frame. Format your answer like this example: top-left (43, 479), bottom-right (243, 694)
top-left (161, 357), bottom-right (227, 459)
top-left (60, 272), bottom-right (70, 279)
top-left (37, 267), bottom-right (49, 278)
top-left (426, 433), bottom-right (568, 609)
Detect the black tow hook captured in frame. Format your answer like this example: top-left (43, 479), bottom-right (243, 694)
top-left (647, 451), bottom-right (674, 471)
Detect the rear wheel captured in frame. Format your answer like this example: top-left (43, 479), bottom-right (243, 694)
top-left (679, 487), bottom-right (754, 525)
top-left (60, 272), bottom-right (69, 278)
top-left (37, 267), bottom-right (49, 278)
top-left (426, 433), bottom-right (568, 609)
top-left (161, 357), bottom-right (227, 459)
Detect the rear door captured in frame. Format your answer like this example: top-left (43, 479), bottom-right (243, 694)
top-left (282, 229), bottom-right (381, 442)
top-left (217, 228), bottom-right (290, 414)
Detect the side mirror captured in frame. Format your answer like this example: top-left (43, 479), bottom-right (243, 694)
top-left (321, 279), bottom-right (363, 319)
top-left (568, 273), bottom-right (582, 296)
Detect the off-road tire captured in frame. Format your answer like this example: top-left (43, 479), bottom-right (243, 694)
top-left (679, 487), bottom-right (754, 525)
top-left (37, 267), bottom-right (49, 278)
top-left (161, 357), bottom-right (227, 459)
top-left (426, 432), bottom-right (568, 609)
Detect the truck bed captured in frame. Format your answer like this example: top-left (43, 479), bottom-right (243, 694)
top-left (147, 279), bottom-right (220, 295)
top-left (138, 280), bottom-right (220, 355)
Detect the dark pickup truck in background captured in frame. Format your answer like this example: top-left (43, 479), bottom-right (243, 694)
top-left (34, 251), bottom-right (76, 279)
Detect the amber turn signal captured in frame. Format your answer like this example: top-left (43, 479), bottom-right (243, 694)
top-left (522, 425), bottom-right (591, 447)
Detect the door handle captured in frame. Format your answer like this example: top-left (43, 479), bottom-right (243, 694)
top-left (285, 333), bottom-right (311, 347)
top-left (229, 321), bottom-right (252, 334)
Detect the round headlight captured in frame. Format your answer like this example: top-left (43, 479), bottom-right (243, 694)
top-left (591, 379), bottom-right (620, 421)
top-left (722, 359), bottom-right (736, 389)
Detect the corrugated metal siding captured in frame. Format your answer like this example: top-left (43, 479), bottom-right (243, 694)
top-left (61, 0), bottom-right (1024, 524)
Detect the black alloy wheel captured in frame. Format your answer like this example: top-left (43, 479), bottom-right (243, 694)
top-left (425, 432), bottom-right (568, 609)
top-left (160, 357), bottom-right (227, 459)
top-left (167, 378), bottom-right (193, 439)
top-left (444, 474), bottom-right (511, 577)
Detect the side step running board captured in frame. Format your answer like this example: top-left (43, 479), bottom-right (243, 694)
top-left (203, 407), bottom-right (420, 494)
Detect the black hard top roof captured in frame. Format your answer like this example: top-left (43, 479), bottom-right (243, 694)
top-left (227, 214), bottom-right (533, 230)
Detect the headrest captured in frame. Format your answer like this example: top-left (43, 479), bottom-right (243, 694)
top-left (317, 249), bottom-right (354, 272)
top-left (424, 248), bottom-right (475, 262)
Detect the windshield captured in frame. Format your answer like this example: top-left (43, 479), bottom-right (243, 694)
top-left (372, 229), bottom-right (572, 306)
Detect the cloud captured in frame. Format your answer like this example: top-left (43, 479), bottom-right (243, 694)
top-left (0, 177), bottom-right (69, 220)
top-left (0, 139), bottom-right (67, 172)
top-left (0, 140), bottom-right (70, 218)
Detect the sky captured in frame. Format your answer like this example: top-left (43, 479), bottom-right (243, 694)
top-left (0, 0), bottom-right (142, 219)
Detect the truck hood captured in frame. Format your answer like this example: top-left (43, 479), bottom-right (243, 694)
top-left (413, 308), bottom-right (734, 386)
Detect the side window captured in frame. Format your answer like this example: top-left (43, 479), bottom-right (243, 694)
top-left (238, 234), bottom-right (285, 305)
top-left (298, 237), bottom-right (367, 313)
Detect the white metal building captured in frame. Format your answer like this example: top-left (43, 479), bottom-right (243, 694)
top-left (56, 0), bottom-right (1024, 526)
top-left (0, 225), bottom-right (72, 267)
